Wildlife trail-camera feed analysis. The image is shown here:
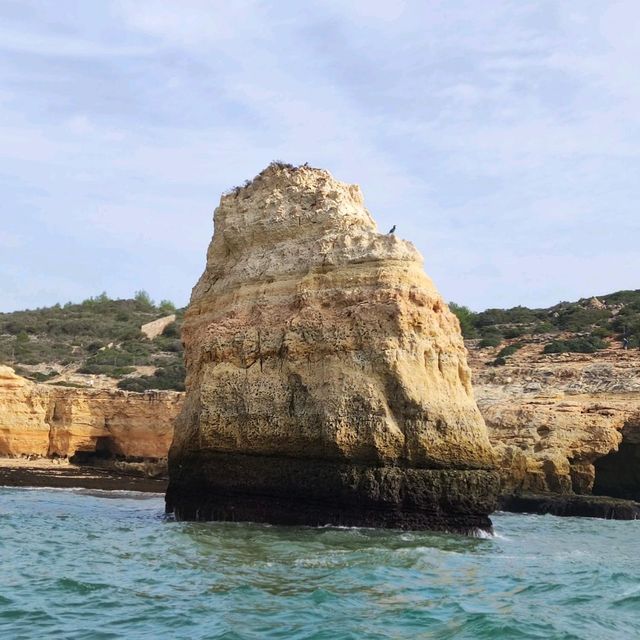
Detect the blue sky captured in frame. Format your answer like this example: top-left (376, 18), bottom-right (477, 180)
top-left (1, 1), bottom-right (638, 312)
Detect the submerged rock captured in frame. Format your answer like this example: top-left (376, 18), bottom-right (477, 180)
top-left (166, 163), bottom-right (499, 532)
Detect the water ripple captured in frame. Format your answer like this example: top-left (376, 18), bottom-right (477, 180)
top-left (0, 488), bottom-right (639, 639)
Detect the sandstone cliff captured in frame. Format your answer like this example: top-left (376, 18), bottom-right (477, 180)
top-left (166, 163), bottom-right (499, 531)
top-left (469, 342), bottom-right (640, 500)
top-left (0, 366), bottom-right (182, 463)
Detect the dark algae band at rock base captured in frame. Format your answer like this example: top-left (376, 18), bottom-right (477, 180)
top-left (166, 163), bottom-right (499, 532)
top-left (166, 452), bottom-right (499, 532)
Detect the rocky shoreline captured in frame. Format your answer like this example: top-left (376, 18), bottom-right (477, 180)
top-left (499, 492), bottom-right (640, 520)
top-left (0, 458), bottom-right (167, 492)
top-left (0, 365), bottom-right (181, 461)
top-left (469, 339), bottom-right (640, 502)
top-left (3, 458), bottom-right (637, 521)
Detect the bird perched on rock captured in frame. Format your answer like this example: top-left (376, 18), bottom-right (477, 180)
top-left (388, 225), bottom-right (396, 234)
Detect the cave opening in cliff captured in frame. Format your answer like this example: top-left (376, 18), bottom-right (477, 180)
top-left (592, 428), bottom-right (640, 501)
top-left (70, 436), bottom-right (118, 464)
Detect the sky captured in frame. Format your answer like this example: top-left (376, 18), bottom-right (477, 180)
top-left (1, 0), bottom-right (639, 313)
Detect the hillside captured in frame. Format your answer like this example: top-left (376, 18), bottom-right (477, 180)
top-left (465, 317), bottom-right (640, 504)
top-left (0, 292), bottom-right (185, 391)
top-left (1, 288), bottom-right (637, 393)
top-left (447, 289), bottom-right (640, 504)
top-left (451, 289), bottom-right (640, 364)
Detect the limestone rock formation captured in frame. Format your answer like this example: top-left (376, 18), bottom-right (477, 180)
top-left (469, 342), bottom-right (640, 500)
top-left (0, 366), bottom-right (50, 457)
top-left (0, 366), bottom-right (181, 463)
top-left (166, 163), bottom-right (499, 531)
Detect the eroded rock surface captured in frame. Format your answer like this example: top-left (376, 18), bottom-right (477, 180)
top-left (469, 343), bottom-right (640, 499)
top-left (166, 163), bottom-right (499, 531)
top-left (0, 366), bottom-right (181, 465)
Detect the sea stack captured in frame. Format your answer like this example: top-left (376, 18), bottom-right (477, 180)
top-left (166, 163), bottom-right (499, 532)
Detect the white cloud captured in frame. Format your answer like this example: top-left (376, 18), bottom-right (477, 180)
top-left (0, 26), bottom-right (153, 58)
top-left (0, 232), bottom-right (23, 249)
top-left (115, 0), bottom-right (262, 46)
top-left (0, 0), bottom-right (638, 312)
top-left (66, 115), bottom-right (94, 135)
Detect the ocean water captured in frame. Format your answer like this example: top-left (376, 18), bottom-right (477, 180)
top-left (0, 488), bottom-right (638, 640)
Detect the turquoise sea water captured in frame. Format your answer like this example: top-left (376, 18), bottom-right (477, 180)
top-left (1, 488), bottom-right (639, 639)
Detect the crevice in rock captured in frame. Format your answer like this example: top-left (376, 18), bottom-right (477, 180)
top-left (45, 398), bottom-right (65, 457)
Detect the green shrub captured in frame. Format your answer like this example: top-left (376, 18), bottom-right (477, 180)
top-left (158, 300), bottom-right (176, 314)
top-left (543, 336), bottom-right (607, 354)
top-left (556, 307), bottom-right (609, 332)
top-left (478, 322), bottom-right (502, 335)
top-left (496, 343), bottom-right (524, 359)
top-left (532, 322), bottom-right (555, 334)
top-left (86, 341), bottom-right (104, 354)
top-left (77, 363), bottom-right (137, 378)
top-left (161, 321), bottom-right (180, 338)
top-left (491, 356), bottom-right (507, 366)
top-left (479, 336), bottom-right (502, 348)
top-left (113, 366), bottom-right (136, 378)
top-left (543, 341), bottom-right (566, 354)
top-left (612, 310), bottom-right (640, 337)
top-left (153, 337), bottom-right (183, 353)
top-left (475, 306), bottom-right (541, 327)
top-left (115, 377), bottom-right (148, 392)
top-left (30, 371), bottom-right (59, 382)
top-left (449, 303), bottom-right (477, 338)
top-left (117, 364), bottom-right (185, 392)
top-left (599, 290), bottom-right (640, 306)
top-left (121, 340), bottom-right (151, 356)
top-left (118, 328), bottom-right (146, 342)
top-left (134, 290), bottom-right (155, 310)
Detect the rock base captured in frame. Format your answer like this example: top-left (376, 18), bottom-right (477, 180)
top-left (500, 493), bottom-right (640, 520)
top-left (166, 453), bottom-right (499, 533)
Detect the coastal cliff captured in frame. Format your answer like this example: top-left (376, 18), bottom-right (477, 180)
top-left (0, 366), bottom-right (181, 464)
top-left (166, 163), bottom-right (499, 531)
top-left (469, 342), bottom-right (640, 502)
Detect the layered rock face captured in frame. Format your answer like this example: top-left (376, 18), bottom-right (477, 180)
top-left (469, 344), bottom-right (640, 499)
top-left (0, 366), bottom-right (181, 462)
top-left (166, 163), bottom-right (499, 531)
top-left (0, 367), bottom-right (50, 456)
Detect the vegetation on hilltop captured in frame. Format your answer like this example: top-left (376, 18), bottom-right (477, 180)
top-left (2, 288), bottom-right (637, 388)
top-left (450, 290), bottom-right (640, 360)
top-left (0, 291), bottom-right (185, 391)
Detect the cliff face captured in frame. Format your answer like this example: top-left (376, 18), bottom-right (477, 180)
top-left (0, 367), bottom-right (51, 457)
top-left (469, 343), bottom-right (640, 499)
top-left (167, 163), bottom-right (499, 531)
top-left (0, 366), bottom-right (181, 461)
